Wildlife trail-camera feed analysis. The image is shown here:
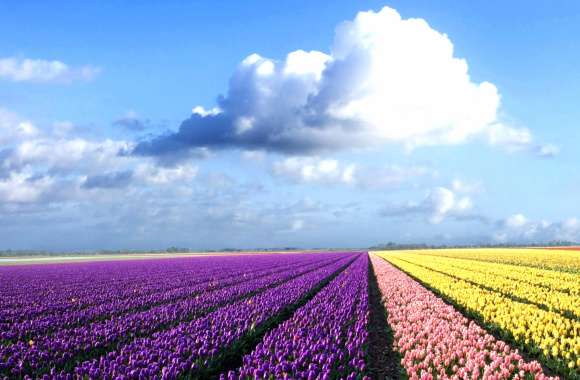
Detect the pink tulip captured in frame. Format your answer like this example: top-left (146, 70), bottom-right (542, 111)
top-left (370, 256), bottom-right (559, 380)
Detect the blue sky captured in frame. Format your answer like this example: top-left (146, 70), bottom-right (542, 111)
top-left (1, 1), bottom-right (579, 250)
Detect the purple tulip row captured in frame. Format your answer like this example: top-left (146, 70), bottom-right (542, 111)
top-left (68, 253), bottom-right (359, 380)
top-left (223, 252), bottom-right (370, 380)
top-left (1, 256), bottom-right (328, 343)
top-left (1, 253), bottom-right (350, 378)
top-left (1, 255), bottom-right (304, 324)
top-left (1, 258), bottom-right (214, 318)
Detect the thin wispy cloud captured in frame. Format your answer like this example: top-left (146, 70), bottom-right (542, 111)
top-left (0, 57), bottom-right (100, 83)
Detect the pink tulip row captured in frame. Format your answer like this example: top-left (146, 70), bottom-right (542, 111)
top-left (370, 255), bottom-right (558, 380)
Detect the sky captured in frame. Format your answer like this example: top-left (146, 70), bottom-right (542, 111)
top-left (1, 1), bottom-right (579, 251)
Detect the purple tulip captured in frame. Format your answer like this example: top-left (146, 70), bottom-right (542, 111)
top-left (1, 252), bottom-right (355, 378)
top-left (225, 253), bottom-right (369, 379)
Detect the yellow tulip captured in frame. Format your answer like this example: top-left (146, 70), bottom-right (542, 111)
top-left (374, 248), bottom-right (580, 377)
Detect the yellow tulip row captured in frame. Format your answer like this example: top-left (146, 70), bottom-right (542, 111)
top-left (392, 252), bottom-right (580, 320)
top-left (375, 251), bottom-right (580, 377)
top-left (377, 249), bottom-right (580, 296)
top-left (401, 248), bottom-right (580, 272)
top-left (410, 253), bottom-right (580, 296)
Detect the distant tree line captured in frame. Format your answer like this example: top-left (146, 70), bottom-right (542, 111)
top-left (165, 247), bottom-right (191, 253)
top-left (368, 240), bottom-right (579, 250)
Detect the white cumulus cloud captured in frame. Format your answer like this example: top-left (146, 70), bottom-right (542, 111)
top-left (272, 157), bottom-right (356, 185)
top-left (0, 57), bottom-right (100, 83)
top-left (451, 179), bottom-right (483, 194)
top-left (0, 108), bottom-right (39, 144)
top-left (494, 214), bottom-right (580, 243)
top-left (0, 108), bottom-right (203, 209)
top-left (272, 156), bottom-right (433, 189)
top-left (0, 171), bottom-right (55, 203)
top-left (487, 124), bottom-right (559, 158)
top-left (135, 6), bottom-right (552, 160)
top-left (380, 186), bottom-right (476, 224)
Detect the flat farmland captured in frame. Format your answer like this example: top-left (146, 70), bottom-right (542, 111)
top-left (1, 249), bottom-right (577, 379)
top-left (0, 252), bottom-right (368, 379)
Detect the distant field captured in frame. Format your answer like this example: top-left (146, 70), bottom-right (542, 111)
top-left (542, 246), bottom-right (580, 251)
top-left (0, 250), bottom-right (324, 266)
top-left (0, 252), bottom-right (210, 265)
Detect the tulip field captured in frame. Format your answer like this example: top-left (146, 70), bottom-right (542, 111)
top-left (0, 248), bottom-right (578, 379)
top-left (0, 252), bottom-right (368, 379)
top-left (375, 249), bottom-right (580, 379)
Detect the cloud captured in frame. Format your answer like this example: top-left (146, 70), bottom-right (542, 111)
top-left (272, 157), bottom-right (355, 185)
top-left (132, 6), bottom-right (529, 162)
top-left (494, 214), bottom-right (580, 243)
top-left (134, 163), bottom-right (198, 184)
top-left (380, 186), bottom-right (476, 224)
top-left (51, 121), bottom-right (76, 138)
top-left (487, 124), bottom-right (559, 158)
top-left (503, 213), bottom-right (529, 228)
top-left (0, 57), bottom-right (100, 83)
top-left (241, 150), bottom-right (266, 162)
top-left (82, 171), bottom-right (134, 189)
top-left (451, 179), bottom-right (483, 194)
top-left (0, 108), bottom-right (203, 213)
top-left (113, 116), bottom-right (147, 131)
top-left (0, 108), bottom-right (366, 250)
top-left (0, 108), bottom-right (39, 145)
top-left (535, 144), bottom-right (560, 158)
top-left (271, 156), bottom-right (433, 188)
top-left (113, 111), bottom-right (153, 132)
top-left (358, 165), bottom-right (435, 189)
top-left (290, 219), bottom-right (304, 232)
top-left (487, 124), bottom-right (532, 151)
top-left (8, 137), bottom-right (131, 175)
top-left (0, 172), bottom-right (55, 203)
